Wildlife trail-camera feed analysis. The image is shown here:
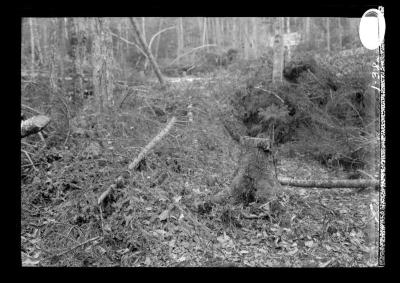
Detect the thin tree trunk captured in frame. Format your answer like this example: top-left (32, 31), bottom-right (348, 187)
top-left (64, 18), bottom-right (69, 40)
top-left (48, 19), bottom-right (58, 105)
top-left (34, 19), bottom-right (44, 67)
top-left (272, 18), bottom-right (284, 84)
top-left (118, 21), bottom-right (124, 78)
top-left (304, 17), bottom-right (311, 42)
top-left (29, 18), bottom-right (35, 78)
top-left (232, 18), bottom-right (238, 49)
top-left (326, 17), bottom-right (331, 52)
top-left (142, 17), bottom-right (146, 43)
top-left (251, 17), bottom-right (258, 58)
top-left (177, 17), bottom-right (184, 64)
top-left (92, 17), bottom-right (115, 113)
top-left (242, 18), bottom-right (250, 60)
top-left (215, 17), bottom-right (221, 47)
top-left (57, 18), bottom-right (66, 92)
top-left (286, 17), bottom-right (290, 33)
top-left (42, 20), bottom-right (48, 67)
top-left (338, 18), bottom-right (343, 50)
top-left (154, 17), bottom-right (164, 59)
top-left (202, 17), bottom-right (208, 50)
top-left (129, 17), bottom-right (165, 87)
top-left (67, 18), bottom-right (84, 107)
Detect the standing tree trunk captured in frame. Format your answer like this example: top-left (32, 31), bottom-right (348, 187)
top-left (250, 17), bottom-right (258, 58)
top-left (48, 19), bottom-right (59, 105)
top-left (154, 17), bottom-right (164, 60)
top-left (272, 18), bottom-right (284, 84)
top-left (34, 19), bottom-right (44, 67)
top-left (242, 18), bottom-right (250, 60)
top-left (326, 17), bottom-right (331, 52)
top-left (202, 17), bottom-right (208, 51)
top-left (141, 17), bottom-right (146, 44)
top-left (92, 17), bottom-right (115, 113)
top-left (286, 17), bottom-right (290, 33)
top-left (304, 17), bottom-right (311, 42)
top-left (215, 17), bottom-right (222, 48)
top-left (29, 18), bottom-right (35, 79)
top-left (42, 21), bottom-right (48, 67)
top-left (67, 18), bottom-right (84, 108)
top-left (129, 17), bottom-right (165, 87)
top-left (232, 17), bottom-right (238, 49)
top-left (177, 17), bottom-right (184, 64)
top-left (117, 21), bottom-right (125, 79)
top-left (57, 18), bottom-right (67, 92)
top-left (338, 18), bottom-right (343, 50)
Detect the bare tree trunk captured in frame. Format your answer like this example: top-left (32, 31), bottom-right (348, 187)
top-left (154, 17), bottom-right (163, 59)
top-left (42, 21), bottom-right (48, 67)
top-left (232, 17), bottom-right (238, 49)
top-left (141, 17), bottom-right (146, 43)
top-left (48, 19), bottom-right (59, 105)
top-left (272, 18), bottom-right (284, 84)
top-left (304, 17), bottom-right (311, 42)
top-left (34, 19), bottom-right (44, 67)
top-left (117, 21), bottom-right (125, 78)
top-left (202, 17), bottom-right (208, 50)
top-left (64, 18), bottom-right (69, 41)
top-left (67, 17), bottom-right (84, 107)
top-left (177, 17), bottom-right (184, 64)
top-left (92, 17), bottom-right (115, 113)
top-left (215, 17), bottom-right (221, 47)
top-left (129, 17), bottom-right (165, 87)
top-left (250, 17), bottom-right (258, 58)
top-left (286, 17), bottom-right (290, 33)
top-left (29, 18), bottom-right (35, 78)
top-left (242, 18), bottom-right (250, 60)
top-left (57, 18), bottom-right (66, 92)
top-left (338, 18), bottom-right (343, 50)
top-left (326, 17), bottom-right (331, 52)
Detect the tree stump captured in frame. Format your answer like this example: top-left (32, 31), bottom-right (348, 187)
top-left (221, 113), bottom-right (282, 204)
top-left (231, 138), bottom-right (282, 204)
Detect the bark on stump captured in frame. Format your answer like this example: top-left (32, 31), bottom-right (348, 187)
top-left (231, 141), bottom-right (282, 204)
top-left (221, 114), bottom-right (282, 204)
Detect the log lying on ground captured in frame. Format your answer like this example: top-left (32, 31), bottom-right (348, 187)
top-left (278, 177), bottom-right (379, 189)
top-left (21, 115), bottom-right (50, 138)
top-left (128, 116), bottom-right (176, 171)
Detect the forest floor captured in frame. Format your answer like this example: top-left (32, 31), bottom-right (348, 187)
top-left (21, 73), bottom-right (380, 267)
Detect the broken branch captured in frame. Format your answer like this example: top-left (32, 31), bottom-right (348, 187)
top-left (128, 116), bottom-right (177, 171)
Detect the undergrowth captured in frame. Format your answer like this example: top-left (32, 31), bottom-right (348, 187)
top-left (21, 49), bottom-right (379, 267)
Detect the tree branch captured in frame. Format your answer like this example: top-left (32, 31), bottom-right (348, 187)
top-left (128, 117), bottom-right (177, 171)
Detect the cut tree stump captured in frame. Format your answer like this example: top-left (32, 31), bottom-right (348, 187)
top-left (221, 113), bottom-right (281, 204)
top-left (278, 177), bottom-right (379, 189)
top-left (21, 115), bottom-right (50, 138)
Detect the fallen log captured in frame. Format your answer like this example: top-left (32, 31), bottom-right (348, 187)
top-left (128, 116), bottom-right (176, 171)
top-left (278, 177), bottom-right (379, 189)
top-left (21, 115), bottom-right (51, 138)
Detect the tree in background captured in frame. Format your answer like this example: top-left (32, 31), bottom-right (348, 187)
top-left (92, 17), bottom-right (115, 113)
